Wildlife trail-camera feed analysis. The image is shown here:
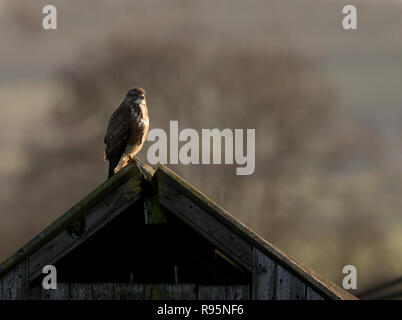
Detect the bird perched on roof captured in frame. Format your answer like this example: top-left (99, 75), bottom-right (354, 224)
top-left (104, 88), bottom-right (149, 178)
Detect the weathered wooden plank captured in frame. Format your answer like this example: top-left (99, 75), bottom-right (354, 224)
top-left (29, 233), bottom-right (74, 281)
top-left (110, 283), bottom-right (126, 300)
top-left (31, 283), bottom-right (144, 300)
top-left (92, 283), bottom-right (144, 300)
top-left (41, 283), bottom-right (70, 300)
top-left (145, 284), bottom-right (196, 300)
top-left (115, 284), bottom-right (144, 300)
top-left (36, 283), bottom-right (144, 300)
top-left (275, 264), bottom-right (306, 300)
top-left (92, 283), bottom-right (113, 300)
top-left (226, 286), bottom-right (250, 300)
top-left (29, 177), bottom-right (143, 281)
top-left (1, 259), bottom-right (28, 300)
top-left (198, 286), bottom-right (226, 300)
top-left (197, 286), bottom-right (249, 300)
top-left (306, 286), bottom-right (325, 300)
top-left (69, 283), bottom-right (92, 300)
top-left (159, 181), bottom-right (252, 270)
top-left (93, 283), bottom-right (144, 300)
top-left (252, 247), bottom-right (275, 300)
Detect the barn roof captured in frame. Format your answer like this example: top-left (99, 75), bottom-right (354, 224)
top-left (0, 162), bottom-right (356, 300)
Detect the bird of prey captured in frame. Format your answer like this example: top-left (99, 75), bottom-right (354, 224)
top-left (104, 88), bottom-right (149, 178)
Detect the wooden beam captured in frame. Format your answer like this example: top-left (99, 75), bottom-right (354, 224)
top-left (214, 249), bottom-right (247, 274)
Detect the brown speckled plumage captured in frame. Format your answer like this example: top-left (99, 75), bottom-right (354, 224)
top-left (104, 88), bottom-right (149, 178)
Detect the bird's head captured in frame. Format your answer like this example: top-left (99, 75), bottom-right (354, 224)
top-left (125, 88), bottom-right (146, 104)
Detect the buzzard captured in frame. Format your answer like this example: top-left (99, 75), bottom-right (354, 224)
top-left (104, 88), bottom-right (149, 178)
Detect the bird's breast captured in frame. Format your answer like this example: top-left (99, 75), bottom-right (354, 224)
top-left (130, 100), bottom-right (148, 127)
top-left (127, 100), bottom-right (149, 147)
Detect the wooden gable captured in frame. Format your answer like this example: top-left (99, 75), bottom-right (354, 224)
top-left (0, 163), bottom-right (356, 300)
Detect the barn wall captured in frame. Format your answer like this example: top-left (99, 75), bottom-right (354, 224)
top-left (252, 247), bottom-right (275, 299)
top-left (1, 259), bottom-right (29, 300)
top-left (251, 247), bottom-right (325, 300)
top-left (0, 248), bottom-right (325, 300)
top-left (0, 252), bottom-right (327, 301)
top-left (276, 264), bottom-right (306, 300)
top-left (0, 222), bottom-right (327, 301)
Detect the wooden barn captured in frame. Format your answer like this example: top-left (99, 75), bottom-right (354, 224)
top-left (0, 163), bottom-right (356, 300)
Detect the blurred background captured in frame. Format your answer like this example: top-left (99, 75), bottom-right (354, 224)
top-left (1, 0), bottom-right (402, 297)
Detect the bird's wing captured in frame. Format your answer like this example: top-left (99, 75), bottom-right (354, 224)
top-left (104, 104), bottom-right (130, 176)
